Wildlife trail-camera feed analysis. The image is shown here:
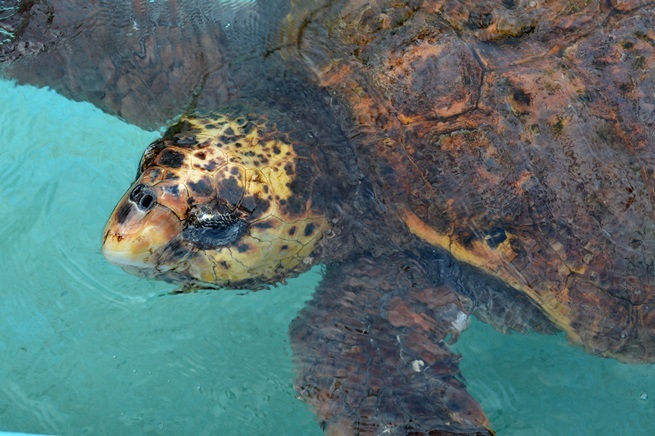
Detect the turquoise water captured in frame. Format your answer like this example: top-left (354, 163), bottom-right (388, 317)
top-left (0, 80), bottom-right (654, 434)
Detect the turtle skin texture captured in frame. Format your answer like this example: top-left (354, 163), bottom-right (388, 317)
top-left (282, 0), bottom-right (655, 362)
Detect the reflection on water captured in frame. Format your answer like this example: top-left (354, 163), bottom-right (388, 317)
top-left (1, 79), bottom-right (654, 435)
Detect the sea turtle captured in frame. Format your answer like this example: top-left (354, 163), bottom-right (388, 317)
top-left (3, 0), bottom-right (655, 433)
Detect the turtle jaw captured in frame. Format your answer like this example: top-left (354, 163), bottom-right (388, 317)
top-left (102, 198), bottom-right (183, 271)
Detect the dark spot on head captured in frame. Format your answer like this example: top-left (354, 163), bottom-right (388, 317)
top-left (272, 145), bottom-right (281, 155)
top-left (206, 124), bottom-right (217, 129)
top-left (245, 151), bottom-right (256, 157)
top-left (288, 226), bottom-right (297, 236)
top-left (280, 245), bottom-right (288, 251)
top-left (253, 221), bottom-right (273, 229)
top-left (502, 0), bottom-right (515, 8)
top-left (158, 149), bottom-right (186, 168)
top-left (263, 185), bottom-right (269, 194)
top-left (512, 88), bottom-right (531, 106)
top-left (188, 177), bottom-right (214, 197)
top-left (241, 196), bottom-right (257, 213)
top-left (219, 135), bottom-right (230, 143)
top-left (243, 122), bottom-right (255, 135)
top-left (220, 261), bottom-right (230, 270)
top-left (142, 168), bottom-right (162, 184)
top-left (116, 203), bottom-right (132, 224)
top-left (235, 142), bottom-right (243, 148)
top-left (162, 185), bottom-right (180, 197)
top-left (173, 135), bottom-right (197, 147)
top-left (622, 41), bottom-right (634, 49)
top-left (250, 198), bottom-right (271, 218)
top-left (195, 152), bottom-right (206, 160)
top-left (225, 127), bottom-right (235, 136)
top-left (217, 177), bottom-right (245, 206)
top-left (165, 172), bottom-right (180, 181)
top-left (237, 243), bottom-right (250, 253)
top-left (304, 223), bottom-right (315, 237)
top-left (231, 167), bottom-right (240, 175)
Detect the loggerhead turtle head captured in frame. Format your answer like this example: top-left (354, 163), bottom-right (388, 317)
top-left (102, 109), bottom-right (331, 289)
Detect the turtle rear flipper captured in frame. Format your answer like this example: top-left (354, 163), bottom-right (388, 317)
top-left (290, 255), bottom-right (493, 435)
top-left (0, 0), bottom-right (235, 129)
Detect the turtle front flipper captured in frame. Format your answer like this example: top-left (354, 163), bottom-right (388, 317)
top-left (0, 0), bottom-right (238, 129)
top-left (290, 255), bottom-right (493, 435)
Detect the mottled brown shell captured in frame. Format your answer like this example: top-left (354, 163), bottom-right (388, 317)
top-left (284, 0), bottom-right (655, 361)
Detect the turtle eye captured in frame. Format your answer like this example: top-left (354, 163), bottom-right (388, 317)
top-left (129, 184), bottom-right (157, 212)
top-left (182, 202), bottom-right (248, 249)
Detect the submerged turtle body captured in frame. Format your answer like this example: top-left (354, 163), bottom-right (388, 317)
top-left (4, 0), bottom-right (655, 433)
top-left (282, 0), bottom-right (655, 360)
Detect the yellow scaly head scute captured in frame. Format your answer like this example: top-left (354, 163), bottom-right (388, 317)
top-left (102, 109), bottom-right (331, 288)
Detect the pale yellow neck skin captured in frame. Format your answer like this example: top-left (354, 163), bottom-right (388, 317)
top-left (399, 206), bottom-right (581, 344)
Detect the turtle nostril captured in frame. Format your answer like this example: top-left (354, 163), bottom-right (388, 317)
top-left (129, 184), bottom-right (157, 212)
top-left (129, 184), bottom-right (143, 202)
top-left (139, 194), bottom-right (154, 211)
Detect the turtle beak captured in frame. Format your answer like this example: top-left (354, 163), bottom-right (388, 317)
top-left (102, 191), bottom-right (182, 270)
